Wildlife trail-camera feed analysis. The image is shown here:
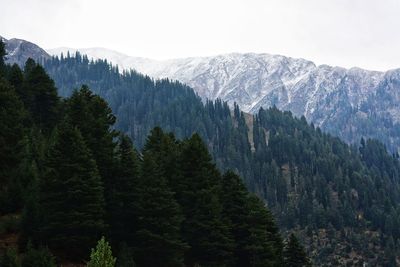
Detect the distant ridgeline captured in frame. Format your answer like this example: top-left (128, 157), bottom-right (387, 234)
top-left (0, 41), bottom-right (313, 266)
top-left (39, 53), bottom-right (400, 265)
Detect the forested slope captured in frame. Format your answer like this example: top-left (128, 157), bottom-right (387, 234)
top-left (0, 42), bottom-right (306, 266)
top-left (41, 53), bottom-right (400, 265)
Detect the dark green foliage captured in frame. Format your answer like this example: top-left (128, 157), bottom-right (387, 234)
top-left (283, 233), bottom-right (311, 267)
top-left (64, 85), bottom-right (118, 218)
top-left (109, 135), bottom-right (139, 246)
top-left (0, 39), bottom-right (6, 76)
top-left (132, 150), bottom-right (186, 267)
top-left (7, 64), bottom-right (24, 96)
top-left (38, 121), bottom-right (105, 259)
top-left (0, 56), bottom-right (309, 265)
top-left (0, 78), bottom-right (26, 213)
top-left (42, 55), bottom-right (400, 264)
top-left (115, 243), bottom-right (135, 267)
top-left (178, 134), bottom-right (234, 267)
top-left (22, 59), bottom-right (59, 132)
top-left (220, 171), bottom-right (283, 266)
top-left (21, 244), bottom-right (56, 267)
top-left (0, 248), bottom-right (19, 267)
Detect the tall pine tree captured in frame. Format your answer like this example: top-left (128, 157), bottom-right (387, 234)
top-left (110, 134), bottom-right (140, 246)
top-left (283, 233), bottom-right (311, 267)
top-left (178, 134), bottom-right (234, 267)
top-left (132, 149), bottom-right (186, 267)
top-left (39, 121), bottom-right (105, 260)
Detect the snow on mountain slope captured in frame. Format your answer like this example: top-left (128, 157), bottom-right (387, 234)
top-left (47, 47), bottom-right (400, 149)
top-left (4, 38), bottom-right (50, 66)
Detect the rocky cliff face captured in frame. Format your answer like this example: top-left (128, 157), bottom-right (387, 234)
top-left (3, 37), bottom-right (50, 66)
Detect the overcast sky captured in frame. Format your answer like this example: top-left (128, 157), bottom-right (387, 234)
top-left (1, 0), bottom-right (399, 71)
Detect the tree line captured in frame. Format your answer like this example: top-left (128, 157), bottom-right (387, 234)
top-left (0, 40), bottom-right (310, 266)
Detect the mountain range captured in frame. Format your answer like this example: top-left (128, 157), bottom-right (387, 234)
top-left (46, 47), bottom-right (400, 151)
top-left (3, 36), bottom-right (400, 265)
top-left (5, 38), bottom-right (400, 151)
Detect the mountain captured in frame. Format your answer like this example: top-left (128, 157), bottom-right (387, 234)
top-left (48, 47), bottom-right (400, 151)
top-left (3, 36), bottom-right (50, 66)
top-left (4, 37), bottom-right (400, 264)
top-left (41, 54), bottom-right (400, 265)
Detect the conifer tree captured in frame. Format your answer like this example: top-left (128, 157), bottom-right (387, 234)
top-left (0, 78), bottom-right (26, 213)
top-left (65, 85), bottom-right (118, 214)
top-left (283, 233), bottom-right (311, 267)
top-left (178, 134), bottom-right (234, 267)
top-left (0, 248), bottom-right (19, 267)
top-left (39, 121), bottom-right (105, 260)
top-left (21, 243), bottom-right (56, 267)
top-left (220, 171), bottom-right (251, 266)
top-left (0, 39), bottom-right (6, 76)
top-left (142, 127), bottom-right (180, 188)
top-left (132, 150), bottom-right (186, 267)
top-left (246, 195), bottom-right (283, 267)
top-left (87, 237), bottom-right (116, 267)
top-left (22, 60), bottom-right (59, 132)
top-left (110, 134), bottom-right (140, 245)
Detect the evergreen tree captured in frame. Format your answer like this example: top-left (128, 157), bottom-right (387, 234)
top-left (220, 171), bottom-right (283, 266)
top-left (132, 150), bottom-right (186, 267)
top-left (65, 85), bottom-right (118, 215)
top-left (21, 244), bottom-right (56, 267)
top-left (246, 195), bottom-right (283, 267)
top-left (283, 233), bottom-right (311, 267)
top-left (178, 134), bottom-right (234, 267)
top-left (38, 121), bottom-right (105, 260)
top-left (87, 237), bottom-right (116, 267)
top-left (7, 64), bottom-right (24, 98)
top-left (22, 60), bottom-right (59, 132)
top-left (110, 134), bottom-right (140, 246)
top-left (0, 78), bottom-right (26, 213)
top-left (0, 38), bottom-right (6, 76)
top-left (142, 127), bottom-right (180, 190)
top-left (0, 248), bottom-right (19, 267)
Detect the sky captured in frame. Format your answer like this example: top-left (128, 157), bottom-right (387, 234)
top-left (1, 0), bottom-right (400, 71)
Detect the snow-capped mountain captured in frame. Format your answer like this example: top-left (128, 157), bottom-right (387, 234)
top-left (3, 37), bottom-right (50, 66)
top-left (31, 44), bottom-right (400, 150)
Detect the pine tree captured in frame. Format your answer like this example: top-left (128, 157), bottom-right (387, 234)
top-left (220, 171), bottom-right (251, 266)
top-left (22, 60), bottom-right (59, 132)
top-left (220, 171), bottom-right (283, 266)
top-left (283, 233), bottom-right (311, 267)
top-left (87, 237), bottom-right (116, 267)
top-left (65, 85), bottom-right (118, 215)
top-left (110, 134), bottom-right (140, 246)
top-left (178, 134), bottom-right (234, 267)
top-left (246, 195), bottom-right (283, 267)
top-left (0, 38), bottom-right (6, 76)
top-left (0, 78), bottom-right (26, 213)
top-left (0, 248), bottom-right (19, 267)
top-left (132, 150), bottom-right (186, 267)
top-left (38, 121), bottom-right (105, 260)
top-left (21, 243), bottom-right (56, 267)
top-left (142, 127), bottom-right (180, 190)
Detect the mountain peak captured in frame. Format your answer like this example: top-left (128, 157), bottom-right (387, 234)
top-left (3, 37), bottom-right (50, 66)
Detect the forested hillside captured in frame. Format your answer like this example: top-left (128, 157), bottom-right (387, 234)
top-left (41, 53), bottom-right (400, 265)
top-left (0, 41), bottom-right (309, 266)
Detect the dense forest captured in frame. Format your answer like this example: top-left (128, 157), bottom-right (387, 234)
top-left (0, 41), bottom-right (310, 266)
top-left (40, 52), bottom-right (400, 266)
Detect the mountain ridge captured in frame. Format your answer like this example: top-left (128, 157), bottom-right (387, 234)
top-left (5, 38), bottom-right (400, 151)
top-left (47, 46), bottom-right (400, 151)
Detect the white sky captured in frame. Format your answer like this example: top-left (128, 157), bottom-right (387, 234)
top-left (1, 0), bottom-right (400, 71)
